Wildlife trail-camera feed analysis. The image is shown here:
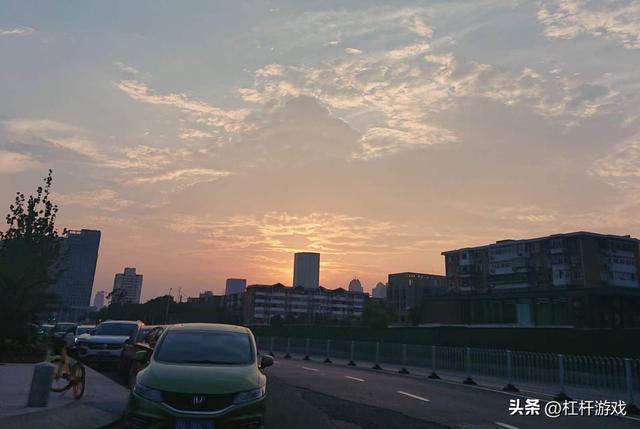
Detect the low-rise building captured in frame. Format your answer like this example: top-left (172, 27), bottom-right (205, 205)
top-left (243, 283), bottom-right (365, 325)
top-left (387, 272), bottom-right (447, 322)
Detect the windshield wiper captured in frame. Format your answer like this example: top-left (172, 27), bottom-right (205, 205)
top-left (181, 360), bottom-right (241, 364)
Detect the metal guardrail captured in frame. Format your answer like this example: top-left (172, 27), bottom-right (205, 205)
top-left (257, 336), bottom-right (640, 410)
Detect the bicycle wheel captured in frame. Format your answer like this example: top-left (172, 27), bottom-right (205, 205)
top-left (71, 362), bottom-right (86, 399)
top-left (50, 357), bottom-right (72, 392)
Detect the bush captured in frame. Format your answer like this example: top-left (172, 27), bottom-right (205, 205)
top-left (0, 339), bottom-right (47, 363)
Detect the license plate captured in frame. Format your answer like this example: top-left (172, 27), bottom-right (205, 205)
top-left (174, 419), bottom-right (214, 429)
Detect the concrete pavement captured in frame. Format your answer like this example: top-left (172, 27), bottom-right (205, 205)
top-left (265, 356), bottom-right (640, 429)
top-left (0, 362), bottom-right (129, 429)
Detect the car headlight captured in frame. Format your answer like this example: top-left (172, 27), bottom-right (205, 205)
top-left (133, 382), bottom-right (163, 402)
top-left (233, 386), bottom-right (266, 405)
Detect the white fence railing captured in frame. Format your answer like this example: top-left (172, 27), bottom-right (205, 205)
top-left (256, 336), bottom-right (640, 410)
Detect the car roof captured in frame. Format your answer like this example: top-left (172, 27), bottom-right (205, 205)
top-left (167, 323), bottom-right (250, 334)
top-left (78, 325), bottom-right (95, 328)
top-left (100, 320), bottom-right (140, 324)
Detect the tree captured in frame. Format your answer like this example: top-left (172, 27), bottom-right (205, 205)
top-left (0, 170), bottom-right (63, 341)
top-left (361, 300), bottom-right (391, 329)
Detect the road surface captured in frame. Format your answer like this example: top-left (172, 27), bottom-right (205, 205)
top-left (264, 356), bottom-right (640, 429)
top-left (97, 358), bottom-right (640, 428)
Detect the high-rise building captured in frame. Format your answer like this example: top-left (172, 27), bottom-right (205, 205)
top-left (387, 272), bottom-right (447, 322)
top-left (225, 278), bottom-right (247, 295)
top-left (348, 278), bottom-right (363, 293)
top-left (112, 267), bottom-right (143, 304)
top-left (372, 282), bottom-right (388, 299)
top-left (93, 291), bottom-right (106, 309)
top-left (54, 229), bottom-right (101, 320)
top-left (293, 252), bottom-right (320, 289)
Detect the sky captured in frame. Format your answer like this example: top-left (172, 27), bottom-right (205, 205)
top-left (1, 0), bottom-right (640, 302)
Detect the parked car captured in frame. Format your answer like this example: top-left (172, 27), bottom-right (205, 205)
top-left (118, 325), bottom-right (166, 384)
top-left (75, 320), bottom-right (143, 362)
top-left (74, 324), bottom-right (95, 339)
top-left (51, 322), bottom-right (77, 340)
top-left (124, 323), bottom-right (273, 429)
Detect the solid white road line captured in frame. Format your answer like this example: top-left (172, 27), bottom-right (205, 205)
top-left (302, 366), bottom-right (319, 372)
top-left (397, 390), bottom-right (430, 402)
top-left (495, 422), bottom-right (520, 429)
top-left (345, 375), bottom-right (365, 382)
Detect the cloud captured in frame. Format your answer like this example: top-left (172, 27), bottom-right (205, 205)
top-left (113, 79), bottom-right (251, 134)
top-left (242, 42), bottom-right (617, 158)
top-left (114, 62), bottom-right (141, 76)
top-left (178, 129), bottom-right (216, 140)
top-left (537, 0), bottom-right (640, 49)
top-left (132, 168), bottom-right (232, 190)
top-left (0, 26), bottom-right (34, 37)
top-left (168, 210), bottom-right (468, 280)
top-left (3, 118), bottom-right (104, 160)
top-left (592, 135), bottom-right (640, 181)
top-left (104, 145), bottom-right (193, 170)
top-left (52, 189), bottom-right (132, 211)
top-left (0, 150), bottom-right (40, 174)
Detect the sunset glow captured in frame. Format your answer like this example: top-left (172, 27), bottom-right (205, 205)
top-left (2, 1), bottom-right (640, 301)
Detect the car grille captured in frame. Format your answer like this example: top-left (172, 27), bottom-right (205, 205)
top-left (162, 391), bottom-right (234, 412)
top-left (86, 343), bottom-right (121, 350)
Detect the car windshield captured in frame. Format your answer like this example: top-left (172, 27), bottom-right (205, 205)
top-left (94, 322), bottom-right (136, 336)
top-left (155, 331), bottom-right (253, 365)
top-left (53, 323), bottom-right (75, 332)
top-left (76, 327), bottom-right (93, 335)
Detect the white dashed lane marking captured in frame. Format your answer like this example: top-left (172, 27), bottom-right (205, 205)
top-left (396, 390), bottom-right (430, 402)
top-left (495, 422), bottom-right (520, 429)
top-left (345, 375), bottom-right (365, 382)
top-left (302, 366), bottom-right (319, 372)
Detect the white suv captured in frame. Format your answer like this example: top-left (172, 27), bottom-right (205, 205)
top-left (75, 320), bottom-right (143, 362)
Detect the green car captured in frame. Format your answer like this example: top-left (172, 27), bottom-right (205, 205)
top-left (124, 323), bottom-right (273, 429)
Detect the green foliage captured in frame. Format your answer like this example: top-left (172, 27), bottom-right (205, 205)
top-left (0, 170), bottom-right (63, 340)
top-left (361, 300), bottom-right (391, 329)
top-left (0, 338), bottom-right (48, 363)
top-left (93, 296), bottom-right (243, 325)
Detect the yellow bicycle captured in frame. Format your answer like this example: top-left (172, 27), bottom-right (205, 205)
top-left (50, 347), bottom-right (85, 399)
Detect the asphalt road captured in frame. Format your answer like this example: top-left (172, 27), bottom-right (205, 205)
top-left (265, 357), bottom-right (640, 429)
top-left (95, 359), bottom-right (640, 429)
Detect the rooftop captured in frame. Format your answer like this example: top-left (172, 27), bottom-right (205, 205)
top-left (168, 323), bottom-right (250, 333)
top-left (442, 231), bottom-right (639, 255)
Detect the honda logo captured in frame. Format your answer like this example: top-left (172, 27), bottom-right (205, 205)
top-left (192, 395), bottom-right (206, 406)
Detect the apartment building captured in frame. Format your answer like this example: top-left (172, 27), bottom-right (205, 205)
top-left (243, 283), bottom-right (365, 325)
top-left (442, 232), bottom-right (640, 291)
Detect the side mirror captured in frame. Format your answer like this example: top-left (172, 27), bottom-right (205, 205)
top-left (260, 355), bottom-right (274, 369)
top-left (134, 350), bottom-right (149, 362)
top-left (89, 329), bottom-right (96, 335)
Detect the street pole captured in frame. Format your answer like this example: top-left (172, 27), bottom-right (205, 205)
top-left (165, 288), bottom-right (172, 324)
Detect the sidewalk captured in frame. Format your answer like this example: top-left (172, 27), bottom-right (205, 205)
top-left (0, 362), bottom-right (129, 429)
